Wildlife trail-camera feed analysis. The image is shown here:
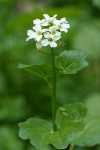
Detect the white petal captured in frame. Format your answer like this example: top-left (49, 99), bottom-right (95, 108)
top-left (55, 31), bottom-right (61, 36)
top-left (53, 35), bottom-right (61, 41)
top-left (33, 25), bottom-right (41, 31)
top-left (42, 39), bottom-right (49, 46)
top-left (44, 32), bottom-right (50, 38)
top-left (27, 30), bottom-right (35, 37)
top-left (41, 19), bottom-right (46, 23)
top-left (49, 34), bottom-right (54, 39)
top-left (54, 20), bottom-right (60, 26)
top-left (49, 26), bottom-right (57, 32)
top-left (51, 14), bottom-right (57, 21)
top-left (42, 28), bottom-right (48, 33)
top-left (26, 30), bottom-right (36, 41)
top-left (60, 18), bottom-right (67, 23)
top-left (51, 17), bottom-right (56, 22)
top-left (50, 41), bottom-right (57, 47)
top-left (62, 23), bottom-right (70, 29)
top-left (53, 14), bottom-right (57, 18)
top-left (43, 14), bottom-right (50, 20)
top-left (60, 28), bottom-right (68, 33)
top-left (42, 21), bottom-right (48, 26)
top-left (33, 19), bottom-right (41, 24)
top-left (36, 35), bottom-right (42, 42)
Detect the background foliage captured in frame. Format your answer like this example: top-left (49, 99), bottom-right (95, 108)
top-left (0, 0), bottom-right (100, 150)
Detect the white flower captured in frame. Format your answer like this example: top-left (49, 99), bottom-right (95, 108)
top-left (33, 19), bottom-right (47, 27)
top-left (42, 33), bottom-right (61, 48)
top-left (26, 27), bottom-right (43, 42)
top-left (26, 30), bottom-right (36, 41)
top-left (54, 17), bottom-right (70, 33)
top-left (33, 19), bottom-right (41, 25)
top-left (42, 14), bottom-right (57, 26)
top-left (26, 14), bottom-right (70, 49)
top-left (43, 14), bottom-right (57, 20)
top-left (60, 17), bottom-right (68, 23)
top-left (26, 25), bottom-right (47, 42)
top-left (32, 25), bottom-right (44, 41)
top-left (49, 26), bottom-right (61, 36)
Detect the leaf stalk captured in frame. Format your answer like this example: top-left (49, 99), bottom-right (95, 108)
top-left (69, 144), bottom-right (75, 150)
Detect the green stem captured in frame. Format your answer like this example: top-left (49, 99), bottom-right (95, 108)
top-left (69, 144), bottom-right (75, 150)
top-left (51, 48), bottom-right (57, 131)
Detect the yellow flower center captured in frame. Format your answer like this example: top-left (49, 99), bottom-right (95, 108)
top-left (48, 38), bottom-right (53, 42)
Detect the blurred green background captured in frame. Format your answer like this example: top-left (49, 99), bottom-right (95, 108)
top-left (0, 0), bottom-right (100, 150)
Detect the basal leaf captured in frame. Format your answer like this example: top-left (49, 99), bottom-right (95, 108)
top-left (85, 94), bottom-right (100, 117)
top-left (55, 103), bottom-right (87, 143)
top-left (72, 116), bottom-right (100, 147)
top-left (19, 118), bottom-right (52, 150)
top-left (19, 118), bottom-right (68, 150)
top-left (56, 103), bottom-right (87, 127)
top-left (19, 103), bottom-right (87, 149)
top-left (55, 50), bottom-right (89, 74)
top-left (71, 96), bottom-right (100, 147)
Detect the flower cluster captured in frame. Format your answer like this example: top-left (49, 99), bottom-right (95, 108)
top-left (26, 14), bottom-right (70, 49)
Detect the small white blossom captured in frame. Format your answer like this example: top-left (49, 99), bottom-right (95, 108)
top-left (49, 26), bottom-right (61, 36)
top-left (33, 26), bottom-right (43, 41)
top-left (60, 17), bottom-right (68, 23)
top-left (33, 19), bottom-right (41, 25)
top-left (43, 14), bottom-right (57, 26)
top-left (43, 14), bottom-right (57, 20)
top-left (33, 25), bottom-right (46, 42)
top-left (54, 18), bottom-right (70, 33)
top-left (26, 14), bottom-right (70, 49)
top-left (26, 30), bottom-right (36, 41)
top-left (33, 19), bottom-right (47, 27)
top-left (42, 33), bottom-right (61, 48)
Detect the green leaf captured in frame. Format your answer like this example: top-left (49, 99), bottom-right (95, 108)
top-left (71, 95), bottom-right (100, 147)
top-left (55, 103), bottom-right (87, 143)
top-left (18, 63), bottom-right (53, 87)
top-left (19, 118), bottom-right (68, 150)
top-left (85, 94), bottom-right (100, 117)
top-left (19, 118), bottom-right (52, 150)
top-left (72, 116), bottom-right (100, 147)
top-left (18, 63), bottom-right (60, 87)
top-left (18, 63), bottom-right (52, 80)
top-left (55, 50), bottom-right (89, 74)
top-left (19, 103), bottom-right (87, 149)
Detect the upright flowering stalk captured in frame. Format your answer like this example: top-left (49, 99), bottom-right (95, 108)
top-left (19, 14), bottom-right (88, 150)
top-left (26, 14), bottom-right (70, 130)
